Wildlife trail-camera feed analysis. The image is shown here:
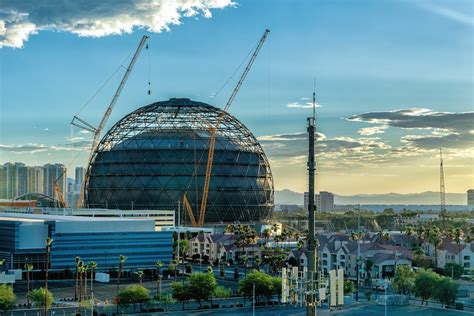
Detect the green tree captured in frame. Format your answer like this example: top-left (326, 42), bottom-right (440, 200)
top-left (272, 276), bottom-right (282, 303)
top-left (344, 280), bottom-right (355, 294)
top-left (392, 265), bottom-right (415, 295)
top-left (238, 270), bottom-right (274, 303)
top-left (443, 263), bottom-right (464, 279)
top-left (117, 285), bottom-right (150, 312)
top-left (0, 284), bottom-right (15, 315)
top-left (171, 282), bottom-right (191, 310)
top-left (213, 286), bottom-right (232, 298)
top-left (28, 288), bottom-right (53, 309)
top-left (187, 272), bottom-right (217, 308)
top-left (434, 277), bottom-right (458, 307)
top-left (414, 269), bottom-right (441, 306)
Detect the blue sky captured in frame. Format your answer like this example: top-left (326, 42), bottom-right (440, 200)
top-left (1, 0), bottom-right (473, 194)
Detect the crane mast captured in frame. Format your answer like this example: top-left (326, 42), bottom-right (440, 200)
top-left (184, 29), bottom-right (270, 227)
top-left (72, 35), bottom-right (150, 208)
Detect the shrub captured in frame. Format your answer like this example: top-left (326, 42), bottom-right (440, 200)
top-left (28, 288), bottom-right (53, 308)
top-left (0, 284), bottom-right (16, 314)
top-left (117, 285), bottom-right (150, 306)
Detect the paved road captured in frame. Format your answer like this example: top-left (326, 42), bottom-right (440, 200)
top-left (142, 303), bottom-right (471, 316)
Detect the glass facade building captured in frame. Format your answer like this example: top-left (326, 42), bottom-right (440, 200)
top-left (85, 98), bottom-right (274, 223)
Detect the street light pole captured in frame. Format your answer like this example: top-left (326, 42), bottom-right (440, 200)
top-left (253, 282), bottom-right (256, 316)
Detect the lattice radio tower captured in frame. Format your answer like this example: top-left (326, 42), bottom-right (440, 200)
top-left (439, 148), bottom-right (446, 214)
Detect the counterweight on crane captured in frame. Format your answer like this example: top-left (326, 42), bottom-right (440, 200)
top-left (183, 29), bottom-right (270, 227)
top-left (72, 35), bottom-right (150, 208)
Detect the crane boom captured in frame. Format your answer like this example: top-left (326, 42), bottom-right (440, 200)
top-left (74, 35), bottom-right (150, 208)
top-left (197, 29), bottom-right (270, 226)
top-left (183, 193), bottom-right (198, 227)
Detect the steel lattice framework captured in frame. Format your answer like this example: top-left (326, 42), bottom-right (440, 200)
top-left (85, 98), bottom-right (274, 223)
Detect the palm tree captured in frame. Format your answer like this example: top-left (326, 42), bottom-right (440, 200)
top-left (74, 256), bottom-right (81, 301)
top-left (155, 260), bottom-right (163, 300)
top-left (255, 257), bottom-right (262, 271)
top-left (44, 237), bottom-right (53, 316)
top-left (117, 255), bottom-right (127, 297)
top-left (450, 228), bottom-right (464, 265)
top-left (78, 262), bottom-right (85, 301)
top-left (84, 264), bottom-right (89, 298)
top-left (88, 261), bottom-right (97, 297)
top-left (364, 259), bottom-right (374, 286)
top-left (427, 226), bottom-right (442, 268)
top-left (24, 262), bottom-right (34, 308)
top-left (242, 255), bottom-right (248, 276)
top-left (179, 240), bottom-right (189, 278)
top-left (413, 247), bottom-right (425, 267)
top-left (135, 270), bottom-right (144, 285)
top-left (405, 225), bottom-right (414, 247)
top-left (415, 225), bottom-right (425, 246)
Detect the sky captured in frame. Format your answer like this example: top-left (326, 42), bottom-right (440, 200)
top-left (0, 0), bottom-right (473, 195)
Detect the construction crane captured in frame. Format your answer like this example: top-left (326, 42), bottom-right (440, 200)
top-left (440, 148), bottom-right (446, 216)
top-left (183, 29), bottom-right (270, 227)
top-left (72, 35), bottom-right (150, 208)
top-left (53, 178), bottom-right (67, 208)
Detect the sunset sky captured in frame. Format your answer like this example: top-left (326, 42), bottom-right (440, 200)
top-left (1, 0), bottom-right (473, 195)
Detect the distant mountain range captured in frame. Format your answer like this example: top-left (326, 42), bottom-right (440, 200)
top-left (275, 189), bottom-right (467, 205)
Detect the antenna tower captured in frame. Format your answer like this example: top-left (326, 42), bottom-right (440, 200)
top-left (440, 148), bottom-right (446, 214)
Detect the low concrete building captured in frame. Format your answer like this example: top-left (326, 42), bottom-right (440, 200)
top-left (0, 213), bottom-right (173, 272)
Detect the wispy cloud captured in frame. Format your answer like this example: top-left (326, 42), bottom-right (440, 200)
top-left (287, 101), bottom-right (322, 109)
top-left (0, 0), bottom-right (235, 48)
top-left (358, 125), bottom-right (388, 136)
top-left (417, 1), bottom-right (474, 26)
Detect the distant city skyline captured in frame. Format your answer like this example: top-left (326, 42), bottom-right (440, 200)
top-left (1, 0), bottom-right (473, 195)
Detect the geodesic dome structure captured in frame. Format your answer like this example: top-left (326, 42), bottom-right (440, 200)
top-left (85, 98), bottom-right (274, 223)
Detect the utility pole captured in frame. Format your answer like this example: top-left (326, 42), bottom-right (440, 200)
top-left (177, 200), bottom-right (181, 280)
top-left (306, 86), bottom-right (317, 316)
top-left (356, 204), bottom-right (361, 301)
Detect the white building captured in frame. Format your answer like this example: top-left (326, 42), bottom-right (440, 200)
top-left (304, 191), bottom-right (335, 212)
top-left (43, 164), bottom-right (66, 198)
top-left (467, 189), bottom-right (474, 211)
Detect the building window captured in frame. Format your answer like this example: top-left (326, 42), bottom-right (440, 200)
top-left (464, 256), bottom-right (470, 260)
top-left (340, 255), bottom-right (345, 260)
top-left (323, 253), bottom-right (327, 258)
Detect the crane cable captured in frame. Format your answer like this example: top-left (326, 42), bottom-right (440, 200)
top-left (73, 51), bottom-right (134, 117)
top-left (207, 39), bottom-right (260, 105)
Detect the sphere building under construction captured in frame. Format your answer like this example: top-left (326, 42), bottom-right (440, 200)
top-left (85, 98), bottom-right (274, 223)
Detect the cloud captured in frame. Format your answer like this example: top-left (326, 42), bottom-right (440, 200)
top-left (348, 108), bottom-right (474, 133)
top-left (287, 101), bottom-right (322, 109)
top-left (417, 1), bottom-right (474, 26)
top-left (0, 140), bottom-right (90, 154)
top-left (348, 108), bottom-right (474, 151)
top-left (402, 132), bottom-right (474, 150)
top-left (358, 125), bottom-right (388, 136)
top-left (258, 132), bottom-right (325, 142)
top-left (0, 0), bottom-right (235, 48)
